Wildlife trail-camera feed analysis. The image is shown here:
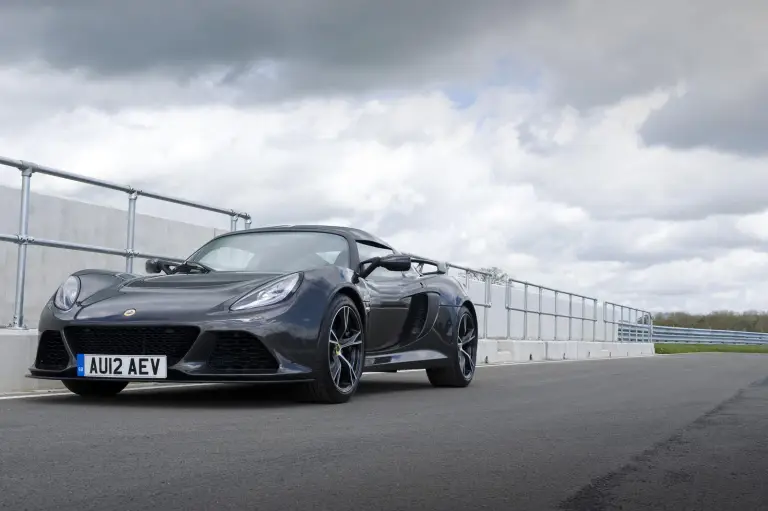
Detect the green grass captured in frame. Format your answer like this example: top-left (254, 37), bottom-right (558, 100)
top-left (655, 343), bottom-right (768, 354)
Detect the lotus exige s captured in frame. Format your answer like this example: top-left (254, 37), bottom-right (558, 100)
top-left (29, 225), bottom-right (479, 404)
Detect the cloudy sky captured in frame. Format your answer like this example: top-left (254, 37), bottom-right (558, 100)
top-left (0, 0), bottom-right (766, 313)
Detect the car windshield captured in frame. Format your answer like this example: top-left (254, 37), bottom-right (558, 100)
top-left (187, 231), bottom-right (350, 272)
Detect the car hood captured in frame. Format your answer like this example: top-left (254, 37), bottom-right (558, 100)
top-left (75, 271), bottom-right (287, 321)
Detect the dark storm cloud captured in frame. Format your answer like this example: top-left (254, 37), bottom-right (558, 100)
top-left (639, 87), bottom-right (768, 157)
top-left (0, 0), bottom-right (537, 97)
top-left (2, 1), bottom-right (767, 155)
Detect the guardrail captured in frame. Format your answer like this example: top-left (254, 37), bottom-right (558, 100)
top-left (603, 301), bottom-right (654, 343)
top-left (618, 324), bottom-right (768, 345)
top-left (0, 156), bottom-right (252, 329)
top-left (446, 270), bottom-right (653, 341)
top-left (504, 279), bottom-right (599, 341)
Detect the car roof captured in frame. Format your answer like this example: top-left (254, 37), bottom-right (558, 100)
top-left (219, 224), bottom-right (395, 250)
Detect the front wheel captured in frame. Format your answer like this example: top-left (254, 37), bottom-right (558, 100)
top-left (62, 379), bottom-right (128, 398)
top-left (427, 305), bottom-right (477, 387)
top-left (299, 294), bottom-right (365, 404)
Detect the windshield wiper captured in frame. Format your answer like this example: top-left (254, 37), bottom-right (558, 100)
top-left (169, 260), bottom-right (215, 274)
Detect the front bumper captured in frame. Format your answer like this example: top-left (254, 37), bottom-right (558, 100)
top-left (29, 305), bottom-right (322, 383)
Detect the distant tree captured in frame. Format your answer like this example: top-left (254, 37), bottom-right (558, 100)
top-left (455, 266), bottom-right (510, 285)
top-left (479, 266), bottom-right (510, 284)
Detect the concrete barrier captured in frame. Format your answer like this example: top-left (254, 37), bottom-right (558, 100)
top-left (0, 329), bottom-right (62, 392)
top-left (476, 339), bottom-right (655, 365)
top-left (0, 329), bottom-right (656, 394)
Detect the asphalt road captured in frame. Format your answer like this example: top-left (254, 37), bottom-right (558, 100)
top-left (2, 354), bottom-right (768, 511)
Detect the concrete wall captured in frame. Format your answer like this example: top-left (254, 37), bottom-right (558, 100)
top-left (0, 184), bottom-right (228, 329)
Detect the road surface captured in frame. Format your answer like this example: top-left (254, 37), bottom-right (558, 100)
top-left (2, 354), bottom-right (767, 510)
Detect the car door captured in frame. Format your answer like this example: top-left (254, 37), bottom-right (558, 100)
top-left (356, 241), bottom-right (419, 352)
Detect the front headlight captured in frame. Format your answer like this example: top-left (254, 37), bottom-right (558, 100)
top-left (54, 275), bottom-right (81, 311)
top-left (230, 273), bottom-right (302, 311)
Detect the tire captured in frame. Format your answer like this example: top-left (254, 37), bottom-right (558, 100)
top-left (62, 379), bottom-right (128, 398)
top-left (298, 294), bottom-right (366, 404)
top-left (427, 305), bottom-right (477, 388)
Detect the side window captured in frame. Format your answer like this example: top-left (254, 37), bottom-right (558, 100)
top-left (356, 241), bottom-right (401, 279)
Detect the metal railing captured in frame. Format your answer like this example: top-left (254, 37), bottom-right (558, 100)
top-left (448, 270), bottom-right (654, 342)
top-left (603, 301), bottom-right (654, 343)
top-left (0, 156), bottom-right (252, 329)
top-left (619, 324), bottom-right (768, 345)
top-left (505, 279), bottom-right (599, 341)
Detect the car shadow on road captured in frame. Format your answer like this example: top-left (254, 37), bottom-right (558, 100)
top-left (31, 377), bottom-right (435, 408)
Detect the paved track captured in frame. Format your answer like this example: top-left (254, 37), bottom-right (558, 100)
top-left (2, 354), bottom-right (768, 511)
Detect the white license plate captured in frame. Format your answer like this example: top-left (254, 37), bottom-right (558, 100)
top-left (76, 354), bottom-right (167, 379)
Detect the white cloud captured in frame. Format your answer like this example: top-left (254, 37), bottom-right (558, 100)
top-left (2, 66), bottom-right (768, 315)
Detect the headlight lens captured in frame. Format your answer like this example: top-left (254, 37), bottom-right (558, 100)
top-left (54, 275), bottom-right (81, 311)
top-left (230, 273), bottom-right (302, 311)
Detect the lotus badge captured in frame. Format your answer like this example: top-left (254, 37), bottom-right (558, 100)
top-left (123, 308), bottom-right (136, 317)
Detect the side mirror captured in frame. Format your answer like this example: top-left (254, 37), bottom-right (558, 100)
top-left (145, 259), bottom-right (162, 274)
top-left (357, 254), bottom-right (413, 279)
top-left (380, 254), bottom-right (413, 272)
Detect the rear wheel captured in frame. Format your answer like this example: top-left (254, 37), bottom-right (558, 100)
top-left (299, 294), bottom-right (365, 404)
top-left (62, 379), bottom-right (128, 398)
top-left (427, 305), bottom-right (477, 387)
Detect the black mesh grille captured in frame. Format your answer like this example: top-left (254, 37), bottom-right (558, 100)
top-left (64, 326), bottom-right (200, 366)
top-left (208, 332), bottom-right (279, 372)
top-left (35, 331), bottom-right (70, 370)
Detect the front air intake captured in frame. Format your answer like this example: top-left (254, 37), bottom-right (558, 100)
top-left (207, 331), bottom-right (279, 372)
top-left (35, 331), bottom-right (71, 370)
top-left (64, 326), bottom-right (200, 366)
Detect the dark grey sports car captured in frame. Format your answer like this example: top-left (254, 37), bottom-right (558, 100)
top-left (29, 225), bottom-right (479, 403)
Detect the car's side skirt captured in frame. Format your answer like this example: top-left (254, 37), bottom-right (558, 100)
top-left (363, 348), bottom-right (450, 372)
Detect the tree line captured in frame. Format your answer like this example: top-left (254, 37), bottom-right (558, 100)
top-left (652, 311), bottom-right (768, 332)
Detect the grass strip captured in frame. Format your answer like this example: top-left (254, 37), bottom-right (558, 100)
top-left (655, 343), bottom-right (768, 354)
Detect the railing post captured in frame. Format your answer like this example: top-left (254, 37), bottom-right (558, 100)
top-left (125, 190), bottom-right (138, 273)
top-left (10, 167), bottom-right (33, 329)
top-left (230, 214), bottom-right (238, 232)
top-left (592, 299), bottom-right (597, 341)
top-left (483, 277), bottom-right (490, 338)
top-left (568, 294), bottom-right (573, 341)
top-left (649, 312), bottom-right (654, 343)
top-left (581, 297), bottom-right (586, 342)
top-left (537, 286), bottom-right (542, 341)
top-left (603, 302), bottom-right (607, 342)
top-left (554, 290), bottom-right (558, 341)
top-left (632, 309), bottom-right (638, 343)
top-left (523, 283), bottom-right (529, 340)
top-left (245, 217), bottom-right (252, 229)
top-left (505, 279), bottom-right (511, 339)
